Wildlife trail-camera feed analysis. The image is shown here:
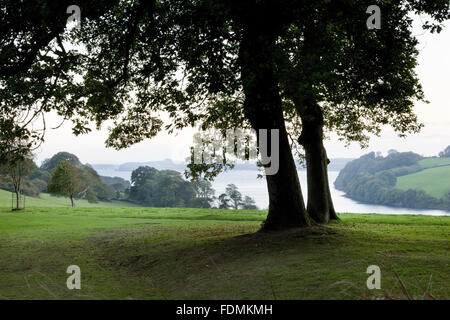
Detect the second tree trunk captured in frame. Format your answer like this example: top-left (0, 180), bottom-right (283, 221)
top-left (299, 107), bottom-right (339, 223)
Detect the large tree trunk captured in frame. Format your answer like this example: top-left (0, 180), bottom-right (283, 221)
top-left (298, 104), bottom-right (339, 223)
top-left (70, 195), bottom-right (76, 207)
top-left (239, 24), bottom-right (310, 231)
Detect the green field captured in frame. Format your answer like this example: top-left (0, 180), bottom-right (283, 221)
top-left (0, 206), bottom-right (448, 300)
top-left (396, 158), bottom-right (450, 198)
top-left (0, 190), bottom-right (140, 208)
top-left (418, 158), bottom-right (450, 169)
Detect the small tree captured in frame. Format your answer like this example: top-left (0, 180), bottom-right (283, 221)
top-left (241, 196), bottom-right (258, 210)
top-left (439, 146), bottom-right (450, 158)
top-left (191, 179), bottom-right (216, 208)
top-left (225, 184), bottom-right (242, 210)
top-left (47, 161), bottom-right (84, 207)
top-left (0, 155), bottom-right (35, 210)
top-left (218, 193), bottom-right (232, 210)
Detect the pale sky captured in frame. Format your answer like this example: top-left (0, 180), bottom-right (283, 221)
top-left (33, 17), bottom-right (450, 166)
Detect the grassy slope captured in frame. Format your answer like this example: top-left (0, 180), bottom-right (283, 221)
top-left (0, 206), bottom-right (448, 300)
top-left (0, 189), bottom-right (140, 208)
top-left (418, 158), bottom-right (450, 169)
top-left (396, 158), bottom-right (450, 198)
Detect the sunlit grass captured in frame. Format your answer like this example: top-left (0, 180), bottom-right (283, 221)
top-left (0, 190), bottom-right (140, 208)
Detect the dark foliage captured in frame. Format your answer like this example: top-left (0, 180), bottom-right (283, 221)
top-left (439, 146), bottom-right (450, 158)
top-left (129, 166), bottom-right (196, 207)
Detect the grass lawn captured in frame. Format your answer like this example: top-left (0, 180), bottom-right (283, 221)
top-left (396, 165), bottom-right (450, 198)
top-left (0, 206), bottom-right (448, 300)
top-left (0, 190), bottom-right (140, 208)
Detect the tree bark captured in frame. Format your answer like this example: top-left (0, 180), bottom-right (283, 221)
top-left (70, 195), bottom-right (76, 207)
top-left (239, 24), bottom-right (310, 231)
top-left (298, 104), bottom-right (339, 223)
top-left (323, 147), bottom-right (338, 221)
top-left (15, 190), bottom-right (20, 210)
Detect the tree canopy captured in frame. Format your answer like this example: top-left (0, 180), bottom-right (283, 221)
top-left (129, 166), bottom-right (195, 207)
top-left (47, 161), bottom-right (85, 207)
top-left (439, 146), bottom-right (450, 158)
top-left (1, 0), bottom-right (449, 229)
top-left (41, 152), bottom-right (82, 171)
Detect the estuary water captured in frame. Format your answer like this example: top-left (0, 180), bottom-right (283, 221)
top-left (95, 168), bottom-right (450, 216)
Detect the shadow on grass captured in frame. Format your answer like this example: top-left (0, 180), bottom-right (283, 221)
top-left (80, 221), bottom-right (448, 299)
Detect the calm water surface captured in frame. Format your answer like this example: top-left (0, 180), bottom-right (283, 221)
top-left (96, 169), bottom-right (450, 216)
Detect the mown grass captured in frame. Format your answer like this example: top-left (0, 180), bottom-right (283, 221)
top-left (0, 189), bottom-right (140, 208)
top-left (0, 207), bottom-right (448, 300)
top-left (396, 165), bottom-right (450, 198)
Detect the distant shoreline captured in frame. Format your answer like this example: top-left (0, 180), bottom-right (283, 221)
top-left (92, 157), bottom-right (355, 174)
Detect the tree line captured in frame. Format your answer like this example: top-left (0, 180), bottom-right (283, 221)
top-left (0, 151), bottom-right (258, 209)
top-left (127, 165), bottom-right (257, 209)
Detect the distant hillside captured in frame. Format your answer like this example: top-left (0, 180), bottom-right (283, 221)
top-left (90, 164), bottom-right (118, 170)
top-left (1, 151), bottom-right (128, 203)
top-left (117, 159), bottom-right (187, 172)
top-left (93, 157), bottom-right (354, 174)
top-left (99, 176), bottom-right (131, 189)
top-left (326, 158), bottom-right (355, 171)
top-left (396, 158), bottom-right (450, 199)
top-left (335, 152), bottom-right (450, 211)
